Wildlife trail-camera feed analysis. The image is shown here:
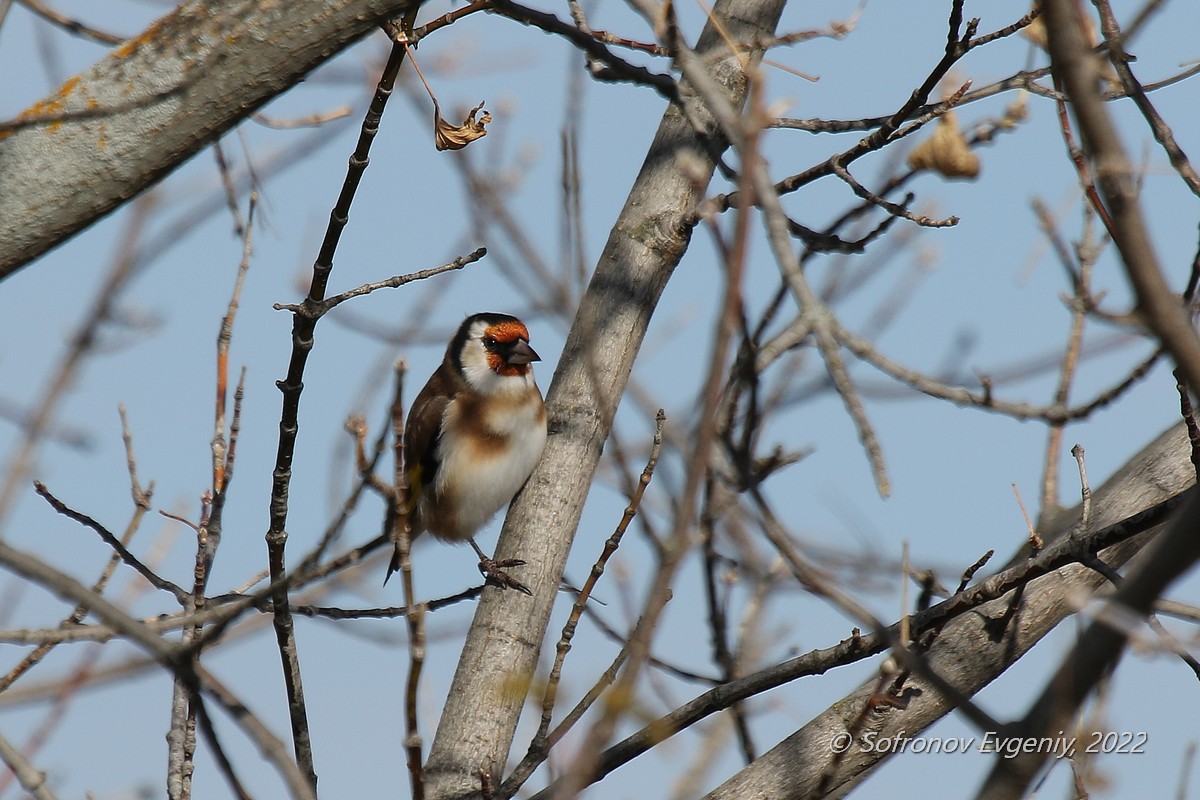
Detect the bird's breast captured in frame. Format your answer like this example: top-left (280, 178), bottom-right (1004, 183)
top-left (428, 393), bottom-right (547, 541)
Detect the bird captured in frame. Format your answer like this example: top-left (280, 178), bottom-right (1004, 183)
top-left (385, 312), bottom-right (548, 594)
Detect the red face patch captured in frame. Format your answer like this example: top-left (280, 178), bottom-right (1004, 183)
top-left (484, 321), bottom-right (533, 376)
top-left (487, 353), bottom-right (530, 377)
top-left (485, 321), bottom-right (531, 344)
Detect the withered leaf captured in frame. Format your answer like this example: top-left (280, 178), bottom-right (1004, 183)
top-left (907, 110), bottom-right (980, 180)
top-left (434, 100), bottom-right (491, 151)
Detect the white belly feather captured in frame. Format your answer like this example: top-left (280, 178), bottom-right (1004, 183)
top-left (431, 391), bottom-right (547, 541)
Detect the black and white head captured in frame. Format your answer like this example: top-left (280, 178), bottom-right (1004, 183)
top-left (450, 312), bottom-right (541, 395)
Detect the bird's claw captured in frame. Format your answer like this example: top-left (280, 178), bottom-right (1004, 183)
top-left (477, 557), bottom-right (532, 596)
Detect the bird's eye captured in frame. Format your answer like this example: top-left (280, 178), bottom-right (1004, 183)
top-left (482, 337), bottom-right (497, 349)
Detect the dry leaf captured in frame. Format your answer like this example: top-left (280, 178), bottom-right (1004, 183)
top-left (907, 110), bottom-right (981, 179)
top-left (434, 100), bottom-right (491, 151)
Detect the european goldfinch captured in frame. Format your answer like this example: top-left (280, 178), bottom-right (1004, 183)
top-left (386, 312), bottom-right (548, 593)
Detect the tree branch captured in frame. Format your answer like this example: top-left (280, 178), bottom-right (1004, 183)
top-left (421, 0), bottom-right (789, 795)
top-left (0, 0), bottom-right (422, 278)
top-left (702, 422), bottom-right (1195, 799)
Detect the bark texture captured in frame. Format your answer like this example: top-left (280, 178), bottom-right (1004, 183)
top-left (0, 0), bottom-right (419, 278)
top-left (421, 0), bottom-right (788, 796)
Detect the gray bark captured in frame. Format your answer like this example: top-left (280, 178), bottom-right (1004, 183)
top-left (0, 0), bottom-right (418, 278)
top-left (703, 422), bottom-right (1195, 799)
top-left (420, 0), bottom-right (788, 796)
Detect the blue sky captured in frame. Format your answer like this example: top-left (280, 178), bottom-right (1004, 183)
top-left (2, 1), bottom-right (1199, 798)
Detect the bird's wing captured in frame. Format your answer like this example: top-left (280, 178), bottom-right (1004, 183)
top-left (403, 360), bottom-right (460, 493)
top-left (386, 362), bottom-right (457, 585)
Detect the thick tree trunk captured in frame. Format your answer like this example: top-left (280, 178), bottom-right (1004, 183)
top-left (0, 0), bottom-right (418, 278)
top-left (421, 0), bottom-right (789, 796)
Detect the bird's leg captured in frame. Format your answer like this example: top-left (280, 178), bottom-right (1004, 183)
top-left (469, 537), bottom-right (532, 596)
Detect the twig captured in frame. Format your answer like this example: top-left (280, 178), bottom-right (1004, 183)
top-left (488, 0), bottom-right (679, 97)
top-left (830, 159), bottom-right (958, 227)
top-left (831, 317), bottom-right (1155, 424)
top-left (33, 481), bottom-right (189, 604)
top-left (700, 474), bottom-right (756, 764)
top-left (118, 405), bottom-right (152, 510)
top-left (215, 193), bottom-right (255, 495)
top-left (1072, 443), bottom-right (1093, 531)
top-left (385, 361), bottom-right (426, 800)
top-left (168, 507), bottom-right (207, 800)
top-left (252, 107), bottom-right (353, 129)
top-left (977, 492), bottom-right (1200, 797)
top-left (716, 3), bottom-right (981, 212)
top-left (0, 730), bottom-right (58, 800)
top-left (957, 550), bottom-right (994, 594)
top-left (0, 195), bottom-right (154, 532)
top-left (382, 0), bottom-right (487, 44)
top-left (263, 39), bottom-right (418, 791)
top-left (1038, 203), bottom-right (1097, 512)
top-left (14, 0), bottom-right (123, 44)
top-left (277, 248), bottom-right (487, 316)
top-left (0, 459), bottom-right (152, 789)
top-left (290, 585), bottom-right (483, 619)
top-left (1041, 0), bottom-right (1200, 393)
top-left (1011, 484), bottom-right (1043, 554)
top-left (1092, 0), bottom-right (1200, 198)
top-left (697, 159), bottom-right (760, 765)
top-left (551, 487), bottom-right (1191, 794)
top-left (211, 141), bottom-right (246, 238)
top-left (1176, 741), bottom-right (1196, 800)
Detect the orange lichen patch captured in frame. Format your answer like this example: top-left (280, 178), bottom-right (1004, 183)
top-left (24, 76), bottom-right (80, 114)
top-left (114, 16), bottom-right (165, 59)
top-left (12, 75), bottom-right (84, 134)
top-left (485, 321), bottom-right (531, 344)
top-left (59, 75), bottom-right (81, 97)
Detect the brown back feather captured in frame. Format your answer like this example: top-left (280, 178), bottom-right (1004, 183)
top-left (404, 355), bottom-right (468, 495)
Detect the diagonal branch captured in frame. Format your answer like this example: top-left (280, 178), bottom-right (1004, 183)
top-left (702, 422), bottom-right (1194, 799)
top-left (0, 0), bottom-right (424, 278)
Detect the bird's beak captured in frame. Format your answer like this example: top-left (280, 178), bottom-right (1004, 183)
top-left (505, 339), bottom-right (541, 366)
